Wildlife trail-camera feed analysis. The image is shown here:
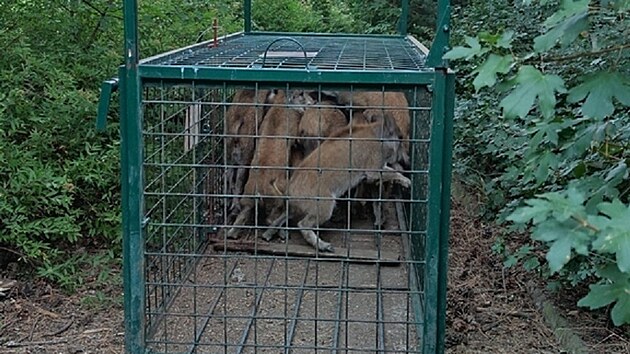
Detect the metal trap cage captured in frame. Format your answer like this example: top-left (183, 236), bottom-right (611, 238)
top-left (98, 1), bottom-right (454, 353)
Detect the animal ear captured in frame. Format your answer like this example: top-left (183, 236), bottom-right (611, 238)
top-left (306, 90), bottom-right (320, 102)
top-left (321, 91), bottom-right (339, 100)
top-left (370, 111), bottom-right (396, 138)
top-left (266, 89), bottom-right (278, 103)
top-left (363, 109), bottom-right (385, 123)
top-left (382, 112), bottom-right (398, 138)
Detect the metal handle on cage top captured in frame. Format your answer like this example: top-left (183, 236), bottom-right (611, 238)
top-left (255, 37), bottom-right (317, 71)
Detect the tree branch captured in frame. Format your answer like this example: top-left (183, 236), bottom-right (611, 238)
top-left (537, 43), bottom-right (630, 63)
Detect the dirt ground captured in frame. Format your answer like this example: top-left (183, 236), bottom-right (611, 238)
top-left (1, 197), bottom-right (629, 353)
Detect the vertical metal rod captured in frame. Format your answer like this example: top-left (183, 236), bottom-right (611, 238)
top-left (235, 259), bottom-right (276, 354)
top-left (423, 72), bottom-right (446, 354)
top-left (399, 0), bottom-right (410, 35)
top-left (284, 260), bottom-right (311, 354)
top-left (331, 261), bottom-right (348, 354)
top-left (436, 71), bottom-right (455, 354)
top-left (185, 260), bottom-right (239, 354)
top-left (121, 0), bottom-right (144, 350)
top-left (377, 263), bottom-right (386, 352)
top-left (158, 82), bottom-right (167, 349)
top-left (191, 85), bottom-right (199, 351)
top-left (427, 0), bottom-right (451, 67)
top-left (243, 0), bottom-right (252, 33)
top-left (407, 85), bottom-right (427, 350)
top-left (395, 198), bottom-right (420, 352)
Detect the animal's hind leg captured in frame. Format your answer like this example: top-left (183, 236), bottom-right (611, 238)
top-left (228, 166), bottom-right (247, 215)
top-left (297, 201), bottom-right (335, 253)
top-left (227, 203), bottom-right (252, 239)
top-left (262, 210), bottom-right (288, 242)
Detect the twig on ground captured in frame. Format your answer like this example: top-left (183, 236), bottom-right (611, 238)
top-left (28, 316), bottom-right (40, 341)
top-left (5, 339), bottom-right (68, 347)
top-left (82, 327), bottom-right (111, 335)
top-left (475, 307), bottom-right (533, 319)
top-left (43, 319), bottom-right (73, 337)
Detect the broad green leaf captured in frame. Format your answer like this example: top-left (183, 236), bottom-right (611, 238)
top-left (534, 12), bottom-right (588, 52)
top-left (532, 220), bottom-right (566, 242)
top-left (612, 293), bottom-right (630, 326)
top-left (578, 265), bottom-right (630, 325)
top-left (534, 219), bottom-right (591, 268)
top-left (533, 151), bottom-right (557, 184)
top-left (500, 66), bottom-right (566, 119)
top-left (598, 199), bottom-right (630, 222)
top-left (599, 263), bottom-right (630, 283)
top-left (547, 234), bottom-right (573, 273)
top-left (539, 122), bottom-right (561, 146)
top-left (592, 200), bottom-right (630, 271)
top-left (606, 161), bottom-right (628, 182)
top-left (507, 198), bottom-right (552, 224)
top-left (477, 30), bottom-right (514, 49)
top-left (496, 30), bottom-right (515, 49)
top-left (541, 187), bottom-right (586, 222)
top-left (578, 283), bottom-right (619, 308)
top-left (567, 72), bottom-right (630, 119)
top-left (472, 54), bottom-right (513, 91)
top-left (504, 255), bottom-right (518, 268)
top-left (613, 0), bottom-right (630, 11)
top-left (443, 36), bottom-right (487, 60)
top-left (544, 0), bottom-right (589, 27)
top-left (523, 257), bottom-right (541, 271)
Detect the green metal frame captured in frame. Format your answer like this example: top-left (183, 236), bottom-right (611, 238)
top-left (121, 0), bottom-right (145, 352)
top-left (110, 0), bottom-right (454, 353)
top-left (427, 1), bottom-right (451, 68)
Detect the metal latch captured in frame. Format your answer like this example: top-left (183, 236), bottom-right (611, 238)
top-left (96, 78), bottom-right (119, 132)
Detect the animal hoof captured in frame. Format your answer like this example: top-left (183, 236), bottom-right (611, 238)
top-left (400, 176), bottom-right (412, 189)
top-left (261, 229), bottom-right (276, 241)
top-left (279, 229), bottom-right (289, 241)
top-left (320, 243), bottom-right (334, 253)
top-left (226, 228), bottom-right (239, 239)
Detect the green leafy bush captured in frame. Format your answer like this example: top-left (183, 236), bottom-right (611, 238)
top-left (446, 0), bottom-right (630, 324)
top-left (0, 0), bottom-right (242, 289)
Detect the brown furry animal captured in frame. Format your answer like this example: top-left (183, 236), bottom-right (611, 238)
top-left (225, 89), bottom-right (276, 218)
top-left (263, 111), bottom-right (411, 252)
top-left (297, 100), bottom-right (349, 155)
top-left (332, 91), bottom-right (410, 167)
top-left (226, 90), bottom-right (314, 239)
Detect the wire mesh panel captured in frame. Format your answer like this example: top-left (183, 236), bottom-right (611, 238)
top-left (143, 34), bottom-right (427, 71)
top-left (139, 79), bottom-right (439, 353)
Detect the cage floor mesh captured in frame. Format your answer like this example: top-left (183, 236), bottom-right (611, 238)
top-left (144, 34), bottom-right (427, 71)
top-left (147, 219), bottom-right (420, 353)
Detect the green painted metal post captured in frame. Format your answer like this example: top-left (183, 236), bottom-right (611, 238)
top-left (436, 70), bottom-right (455, 354)
top-left (122, 0), bottom-right (145, 353)
top-left (399, 0), bottom-right (410, 35)
top-left (244, 0), bottom-right (252, 33)
top-left (423, 71), bottom-right (446, 354)
top-left (426, 0), bottom-right (451, 68)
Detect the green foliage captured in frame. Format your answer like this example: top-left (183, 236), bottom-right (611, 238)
top-left (252, 0), bottom-right (365, 33)
top-left (0, 0), bottom-right (248, 288)
top-left (578, 265), bottom-right (630, 326)
top-left (447, 0), bottom-right (630, 325)
top-left (567, 72), bottom-right (630, 119)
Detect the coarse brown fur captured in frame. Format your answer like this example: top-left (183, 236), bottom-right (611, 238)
top-left (334, 91), bottom-right (410, 166)
top-left (297, 100), bottom-right (349, 155)
top-left (263, 111), bottom-right (411, 252)
top-left (227, 90), bottom-right (314, 239)
top-left (225, 89), bottom-right (276, 218)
